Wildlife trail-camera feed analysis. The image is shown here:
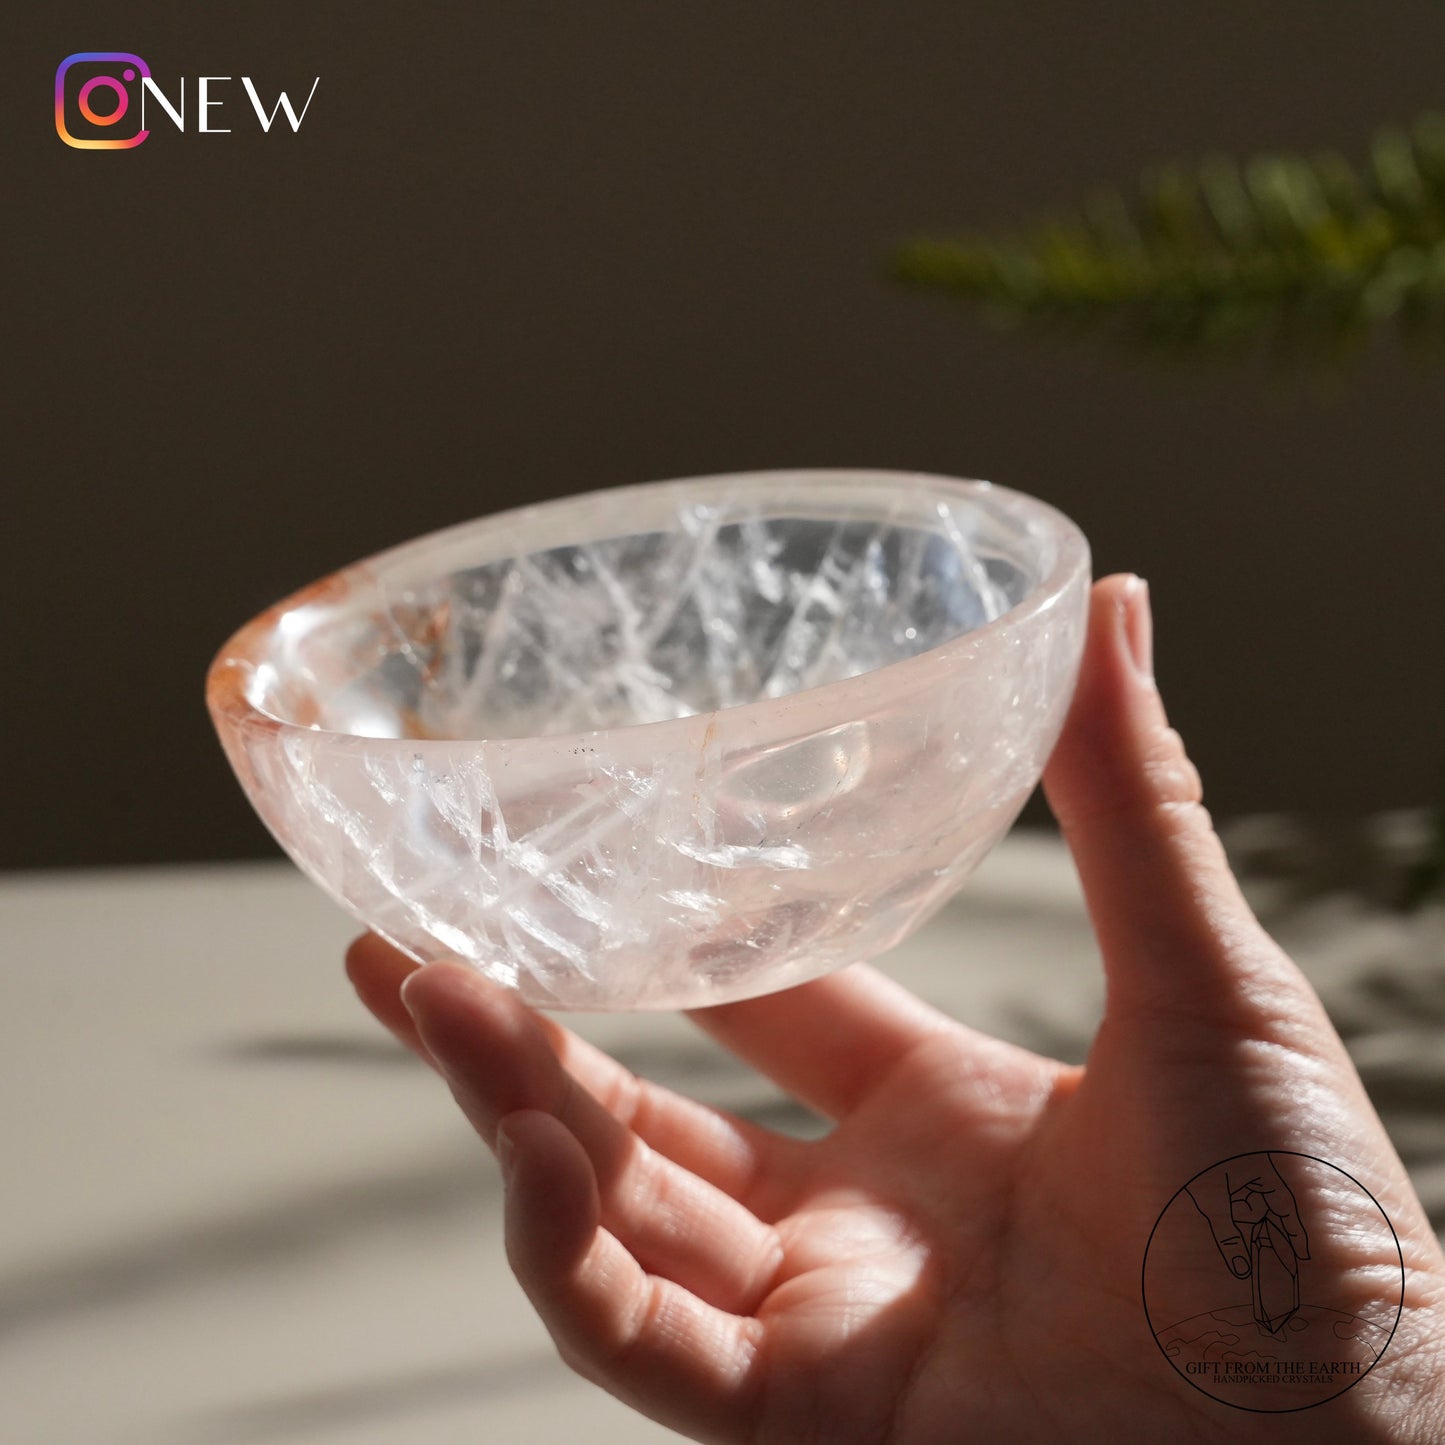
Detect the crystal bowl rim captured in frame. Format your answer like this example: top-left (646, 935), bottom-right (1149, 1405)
top-left (206, 468), bottom-right (1088, 750)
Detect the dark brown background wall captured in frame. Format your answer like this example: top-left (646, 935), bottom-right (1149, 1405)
top-left (7, 3), bottom-right (1443, 870)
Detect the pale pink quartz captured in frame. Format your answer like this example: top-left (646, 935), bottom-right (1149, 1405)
top-left (208, 470), bottom-right (1089, 1009)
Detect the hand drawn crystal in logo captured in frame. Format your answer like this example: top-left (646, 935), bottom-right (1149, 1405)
top-left (1142, 1152), bottom-right (1404, 1412)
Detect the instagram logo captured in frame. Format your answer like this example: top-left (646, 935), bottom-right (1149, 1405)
top-left (56, 52), bottom-right (152, 149)
top-left (55, 54), bottom-right (320, 148)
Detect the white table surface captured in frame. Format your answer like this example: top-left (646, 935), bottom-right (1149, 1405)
top-left (2, 834), bottom-right (1439, 1445)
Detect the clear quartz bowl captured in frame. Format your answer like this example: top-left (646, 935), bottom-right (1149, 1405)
top-left (207, 470), bottom-right (1090, 1010)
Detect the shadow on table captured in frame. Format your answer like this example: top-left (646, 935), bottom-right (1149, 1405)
top-left (168, 1354), bottom-right (564, 1445)
top-left (0, 1152), bottom-right (496, 1345)
top-left (0, 1030), bottom-right (823, 1352)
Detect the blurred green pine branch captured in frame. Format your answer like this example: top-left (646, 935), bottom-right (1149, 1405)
top-left (890, 113), bottom-right (1445, 361)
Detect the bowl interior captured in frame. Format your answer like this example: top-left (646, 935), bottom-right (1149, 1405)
top-left (245, 477), bottom-right (1047, 742)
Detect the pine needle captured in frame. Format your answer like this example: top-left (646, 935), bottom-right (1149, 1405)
top-left (889, 114), bottom-right (1445, 361)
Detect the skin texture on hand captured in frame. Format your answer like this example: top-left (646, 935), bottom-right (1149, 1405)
top-left (346, 575), bottom-right (1445, 1445)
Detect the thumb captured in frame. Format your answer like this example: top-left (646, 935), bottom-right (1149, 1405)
top-left (1042, 576), bottom-right (1300, 1029)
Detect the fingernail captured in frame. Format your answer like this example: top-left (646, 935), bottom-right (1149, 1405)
top-left (1230, 1254), bottom-right (1251, 1278)
top-left (399, 968), bottom-right (426, 1019)
top-left (1122, 576), bottom-right (1154, 682)
top-left (496, 1119), bottom-right (517, 1182)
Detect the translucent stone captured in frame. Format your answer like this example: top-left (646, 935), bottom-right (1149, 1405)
top-left (207, 471), bottom-right (1090, 1009)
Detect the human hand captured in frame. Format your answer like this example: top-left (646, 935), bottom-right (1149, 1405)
top-left (1186, 1152), bottom-right (1310, 1283)
top-left (347, 575), bottom-right (1445, 1443)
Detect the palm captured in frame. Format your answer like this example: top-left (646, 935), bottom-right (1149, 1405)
top-left (728, 1026), bottom-right (1079, 1444)
top-left (715, 1031), bottom-right (1063, 1442)
top-left (685, 1007), bottom-right (1174, 1445)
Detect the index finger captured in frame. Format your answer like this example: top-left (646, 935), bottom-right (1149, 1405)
top-left (346, 932), bottom-right (798, 1211)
